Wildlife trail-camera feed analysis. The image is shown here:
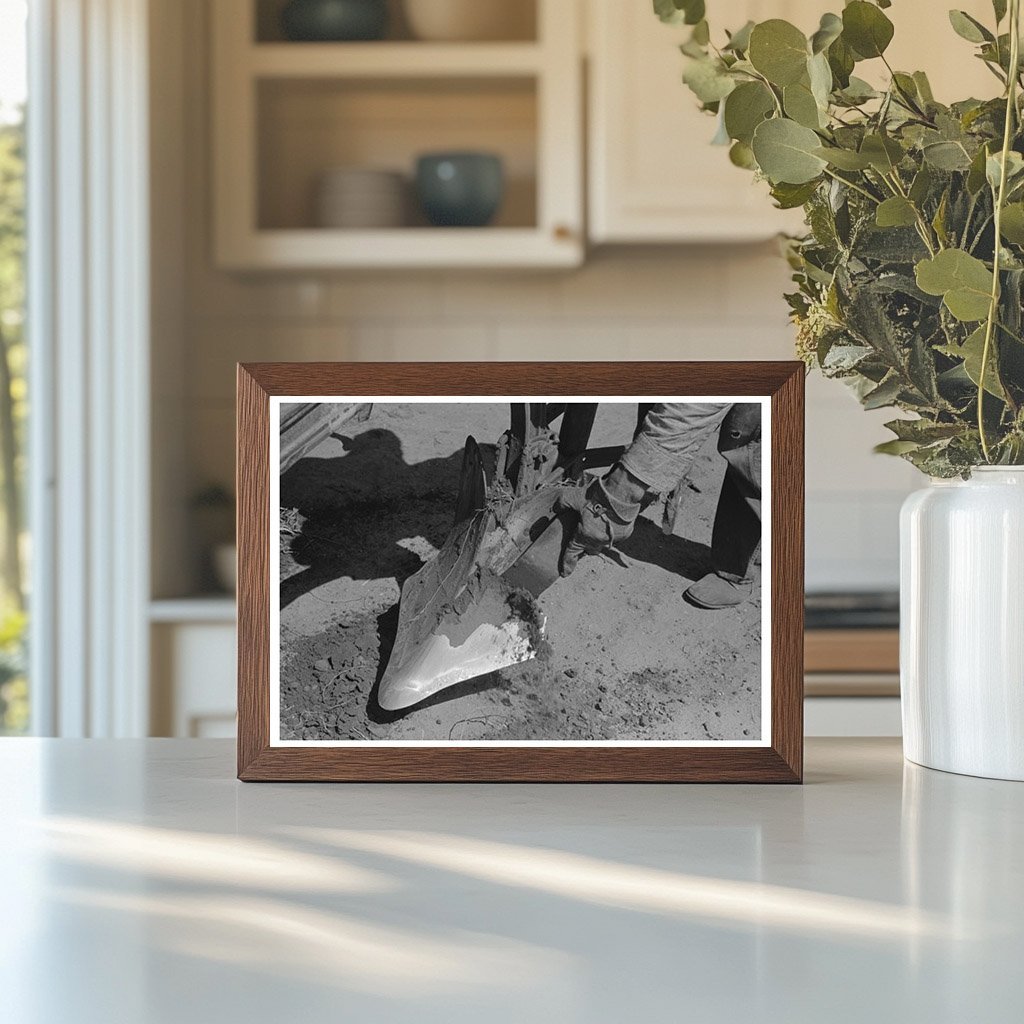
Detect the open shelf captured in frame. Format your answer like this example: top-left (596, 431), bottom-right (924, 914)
top-left (249, 41), bottom-right (544, 77)
top-left (254, 0), bottom-right (538, 44)
top-left (219, 227), bottom-right (578, 269)
top-left (257, 76), bottom-right (538, 232)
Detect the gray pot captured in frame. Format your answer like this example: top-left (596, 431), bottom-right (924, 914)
top-left (281, 0), bottom-right (388, 41)
top-left (415, 152), bottom-right (504, 227)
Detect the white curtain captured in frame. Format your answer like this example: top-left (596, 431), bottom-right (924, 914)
top-left (28, 0), bottom-right (150, 736)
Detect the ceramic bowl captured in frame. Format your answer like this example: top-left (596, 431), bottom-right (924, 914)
top-left (316, 168), bottom-right (407, 228)
top-left (415, 152), bottom-right (504, 227)
top-left (281, 0), bottom-right (388, 42)
top-left (403, 0), bottom-right (534, 42)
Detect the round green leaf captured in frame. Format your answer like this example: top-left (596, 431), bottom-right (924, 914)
top-left (751, 118), bottom-right (828, 184)
top-left (807, 52), bottom-right (833, 107)
top-left (923, 140), bottom-right (973, 171)
top-left (724, 81), bottom-right (775, 144)
top-left (875, 196), bottom-right (918, 228)
top-left (827, 35), bottom-right (856, 88)
top-left (986, 150), bottom-right (1024, 190)
top-left (837, 76), bottom-right (878, 105)
top-left (814, 146), bottom-right (871, 170)
top-left (783, 81), bottom-right (823, 129)
top-left (682, 57), bottom-right (736, 104)
top-left (842, 1), bottom-right (894, 59)
top-left (811, 12), bottom-right (843, 54)
top-left (1000, 203), bottom-right (1024, 245)
top-left (915, 249), bottom-right (993, 322)
top-left (748, 20), bottom-right (809, 86)
top-left (654, 0), bottom-right (705, 26)
top-left (724, 20), bottom-right (755, 53)
top-left (729, 140), bottom-right (757, 170)
top-left (771, 180), bottom-right (820, 209)
top-left (860, 133), bottom-right (904, 173)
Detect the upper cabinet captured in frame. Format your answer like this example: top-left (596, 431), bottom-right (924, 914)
top-left (211, 0), bottom-right (584, 269)
top-left (586, 0), bottom-right (1000, 245)
top-left (587, 0), bottom-right (818, 243)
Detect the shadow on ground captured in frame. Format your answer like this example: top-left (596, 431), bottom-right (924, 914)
top-left (280, 429), bottom-right (469, 609)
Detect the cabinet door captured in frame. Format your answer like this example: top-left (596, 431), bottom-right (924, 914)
top-left (587, 0), bottom-right (996, 244)
top-left (867, 0), bottom-right (996, 101)
top-left (151, 621), bottom-right (237, 738)
top-left (587, 0), bottom-right (806, 243)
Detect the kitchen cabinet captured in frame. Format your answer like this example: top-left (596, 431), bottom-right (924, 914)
top-left (587, 0), bottom-right (813, 243)
top-left (150, 600), bottom-right (237, 738)
top-left (211, 0), bottom-right (583, 269)
top-left (212, 0), bottom-right (1003, 265)
top-left (587, 0), bottom-right (998, 244)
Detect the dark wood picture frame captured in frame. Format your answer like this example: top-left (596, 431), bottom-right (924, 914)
top-left (237, 362), bottom-right (804, 782)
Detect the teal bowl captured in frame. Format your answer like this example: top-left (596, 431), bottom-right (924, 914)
top-left (281, 0), bottom-right (388, 42)
top-left (415, 153), bottom-right (505, 228)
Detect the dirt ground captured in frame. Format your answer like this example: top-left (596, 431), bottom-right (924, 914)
top-left (278, 402), bottom-right (762, 742)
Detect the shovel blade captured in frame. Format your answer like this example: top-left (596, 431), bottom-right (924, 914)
top-left (377, 614), bottom-right (538, 712)
top-left (378, 565), bottom-right (543, 711)
top-left (376, 457), bottom-right (571, 713)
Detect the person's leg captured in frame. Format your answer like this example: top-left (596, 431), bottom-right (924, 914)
top-left (684, 406), bottom-right (762, 610)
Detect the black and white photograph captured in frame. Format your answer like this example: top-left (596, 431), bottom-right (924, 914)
top-left (270, 397), bottom-right (771, 746)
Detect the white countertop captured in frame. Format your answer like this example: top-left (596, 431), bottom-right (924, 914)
top-left (1, 738), bottom-right (1020, 1023)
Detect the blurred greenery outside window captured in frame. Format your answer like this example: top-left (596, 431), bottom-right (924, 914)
top-left (0, 0), bottom-right (28, 734)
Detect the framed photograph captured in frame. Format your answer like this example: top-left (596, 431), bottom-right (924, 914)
top-left (237, 362), bottom-right (804, 782)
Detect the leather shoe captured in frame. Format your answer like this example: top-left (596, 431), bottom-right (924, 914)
top-left (684, 572), bottom-right (752, 609)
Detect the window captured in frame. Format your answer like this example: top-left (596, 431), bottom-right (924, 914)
top-left (0, 0), bottom-right (28, 734)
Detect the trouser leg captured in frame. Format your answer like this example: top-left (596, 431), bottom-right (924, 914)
top-left (711, 446), bottom-right (761, 579)
top-left (684, 404), bottom-right (761, 609)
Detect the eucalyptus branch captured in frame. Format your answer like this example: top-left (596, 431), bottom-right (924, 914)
top-left (666, 1), bottom-right (1024, 473)
top-left (884, 170), bottom-right (939, 254)
top-left (978, 0), bottom-right (1021, 461)
top-left (822, 167), bottom-right (880, 205)
top-left (882, 55), bottom-right (930, 121)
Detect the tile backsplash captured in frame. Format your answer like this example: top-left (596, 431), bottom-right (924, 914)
top-left (181, 246), bottom-right (916, 593)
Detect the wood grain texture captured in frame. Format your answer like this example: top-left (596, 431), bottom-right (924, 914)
top-left (769, 365), bottom-right (804, 783)
top-left (236, 366), bottom-right (271, 778)
top-left (237, 362), bottom-right (805, 783)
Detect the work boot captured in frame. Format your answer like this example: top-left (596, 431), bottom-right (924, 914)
top-left (684, 571), bottom-right (752, 610)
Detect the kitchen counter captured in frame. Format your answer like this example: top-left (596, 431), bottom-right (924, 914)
top-left (1, 738), bottom-right (1020, 1023)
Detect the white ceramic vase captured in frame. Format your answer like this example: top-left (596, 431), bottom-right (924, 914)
top-left (900, 467), bottom-right (1024, 781)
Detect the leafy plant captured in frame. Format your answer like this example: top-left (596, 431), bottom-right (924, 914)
top-left (0, 600), bottom-right (26, 733)
top-left (658, 0), bottom-right (1024, 475)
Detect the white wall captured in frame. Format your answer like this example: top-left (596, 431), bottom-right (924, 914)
top-left (158, 0), bottom-right (919, 599)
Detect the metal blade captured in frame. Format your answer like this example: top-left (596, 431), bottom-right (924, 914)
top-left (377, 565), bottom-right (543, 712)
top-left (377, 613), bottom-right (539, 712)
